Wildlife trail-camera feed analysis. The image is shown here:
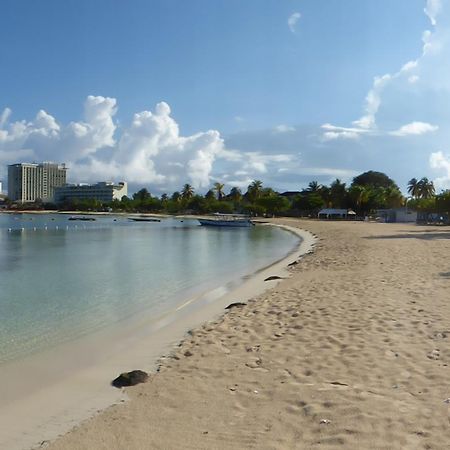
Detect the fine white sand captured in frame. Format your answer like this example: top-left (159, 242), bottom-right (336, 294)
top-left (0, 223), bottom-right (313, 450)
top-left (45, 219), bottom-right (450, 450)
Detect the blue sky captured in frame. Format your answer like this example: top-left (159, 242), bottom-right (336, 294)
top-left (1, 0), bottom-right (449, 194)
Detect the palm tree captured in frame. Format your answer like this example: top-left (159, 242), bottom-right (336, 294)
top-left (171, 191), bottom-right (181, 202)
top-left (181, 184), bottom-right (194, 200)
top-left (384, 186), bottom-right (403, 208)
top-left (319, 185), bottom-right (331, 207)
top-left (417, 177), bottom-right (435, 199)
top-left (213, 182), bottom-right (225, 200)
top-left (205, 189), bottom-right (215, 200)
top-left (330, 179), bottom-right (346, 208)
top-left (247, 180), bottom-right (263, 202)
top-left (229, 187), bottom-right (242, 203)
top-left (349, 185), bottom-right (370, 213)
top-left (407, 178), bottom-right (420, 198)
top-left (161, 193), bottom-right (169, 205)
top-left (133, 188), bottom-right (151, 201)
top-left (307, 181), bottom-right (321, 193)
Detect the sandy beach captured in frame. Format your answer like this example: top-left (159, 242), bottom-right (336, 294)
top-left (0, 221), bottom-right (311, 450)
top-left (26, 219), bottom-right (450, 448)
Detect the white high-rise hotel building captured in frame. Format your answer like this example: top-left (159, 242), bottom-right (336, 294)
top-left (8, 162), bottom-right (67, 203)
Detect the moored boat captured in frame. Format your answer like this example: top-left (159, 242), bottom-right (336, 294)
top-left (128, 217), bottom-right (161, 222)
top-left (68, 216), bottom-right (96, 221)
top-left (198, 213), bottom-right (253, 227)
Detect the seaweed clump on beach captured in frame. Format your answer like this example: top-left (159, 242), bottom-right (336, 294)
top-left (225, 302), bottom-right (247, 310)
top-left (264, 275), bottom-right (283, 281)
top-left (112, 370), bottom-right (149, 388)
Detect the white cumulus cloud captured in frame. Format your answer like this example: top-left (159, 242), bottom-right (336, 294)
top-left (0, 97), bottom-right (299, 194)
top-left (321, 123), bottom-right (370, 140)
top-left (288, 12), bottom-right (301, 33)
top-left (390, 121), bottom-right (439, 136)
top-left (274, 124), bottom-right (295, 133)
top-left (430, 150), bottom-right (450, 189)
top-left (352, 73), bottom-right (392, 130)
top-left (424, 0), bottom-right (442, 25)
top-left (0, 108), bottom-right (12, 129)
top-left (321, 0), bottom-right (448, 141)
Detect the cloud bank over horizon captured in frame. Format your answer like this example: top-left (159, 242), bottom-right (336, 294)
top-left (0, 97), bottom-right (299, 194)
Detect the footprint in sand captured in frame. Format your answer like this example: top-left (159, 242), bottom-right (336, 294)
top-left (427, 349), bottom-right (440, 360)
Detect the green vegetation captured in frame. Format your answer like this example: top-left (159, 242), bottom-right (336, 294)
top-left (5, 171), bottom-right (450, 223)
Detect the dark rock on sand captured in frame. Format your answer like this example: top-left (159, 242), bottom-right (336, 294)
top-left (225, 302), bottom-right (247, 310)
top-left (264, 276), bottom-right (283, 281)
top-left (288, 261), bottom-right (298, 266)
top-left (112, 370), bottom-right (149, 388)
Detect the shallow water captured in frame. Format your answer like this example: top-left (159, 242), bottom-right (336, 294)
top-left (0, 213), bottom-right (300, 364)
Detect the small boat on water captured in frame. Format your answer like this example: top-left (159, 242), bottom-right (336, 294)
top-left (198, 213), bottom-right (253, 227)
top-left (128, 217), bottom-right (161, 222)
top-left (68, 216), bottom-right (96, 221)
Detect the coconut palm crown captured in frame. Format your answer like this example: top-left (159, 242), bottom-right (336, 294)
top-left (213, 182), bottom-right (225, 200)
top-left (181, 184), bottom-right (194, 200)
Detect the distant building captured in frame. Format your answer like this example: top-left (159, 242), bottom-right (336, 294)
top-left (0, 180), bottom-right (5, 206)
top-left (8, 162), bottom-right (67, 203)
top-left (376, 207), bottom-right (417, 223)
top-left (54, 182), bottom-right (128, 204)
top-left (280, 191), bottom-right (301, 198)
top-left (318, 208), bottom-right (357, 220)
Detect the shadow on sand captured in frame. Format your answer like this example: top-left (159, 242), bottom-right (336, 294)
top-left (364, 229), bottom-right (450, 241)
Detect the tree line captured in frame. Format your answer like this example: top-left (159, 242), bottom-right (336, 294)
top-left (5, 171), bottom-right (450, 219)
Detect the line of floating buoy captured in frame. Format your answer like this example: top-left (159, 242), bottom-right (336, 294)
top-left (5, 224), bottom-right (110, 233)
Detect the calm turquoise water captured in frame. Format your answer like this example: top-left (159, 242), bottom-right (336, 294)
top-left (0, 213), bottom-right (299, 364)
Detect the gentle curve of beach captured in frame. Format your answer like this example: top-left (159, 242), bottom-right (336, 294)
top-left (45, 219), bottom-right (450, 449)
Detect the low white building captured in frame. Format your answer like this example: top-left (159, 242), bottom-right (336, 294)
top-left (377, 207), bottom-right (417, 223)
top-left (318, 208), bottom-right (357, 220)
top-left (54, 182), bottom-right (127, 204)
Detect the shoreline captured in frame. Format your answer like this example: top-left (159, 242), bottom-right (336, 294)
top-left (0, 223), bottom-right (315, 450)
